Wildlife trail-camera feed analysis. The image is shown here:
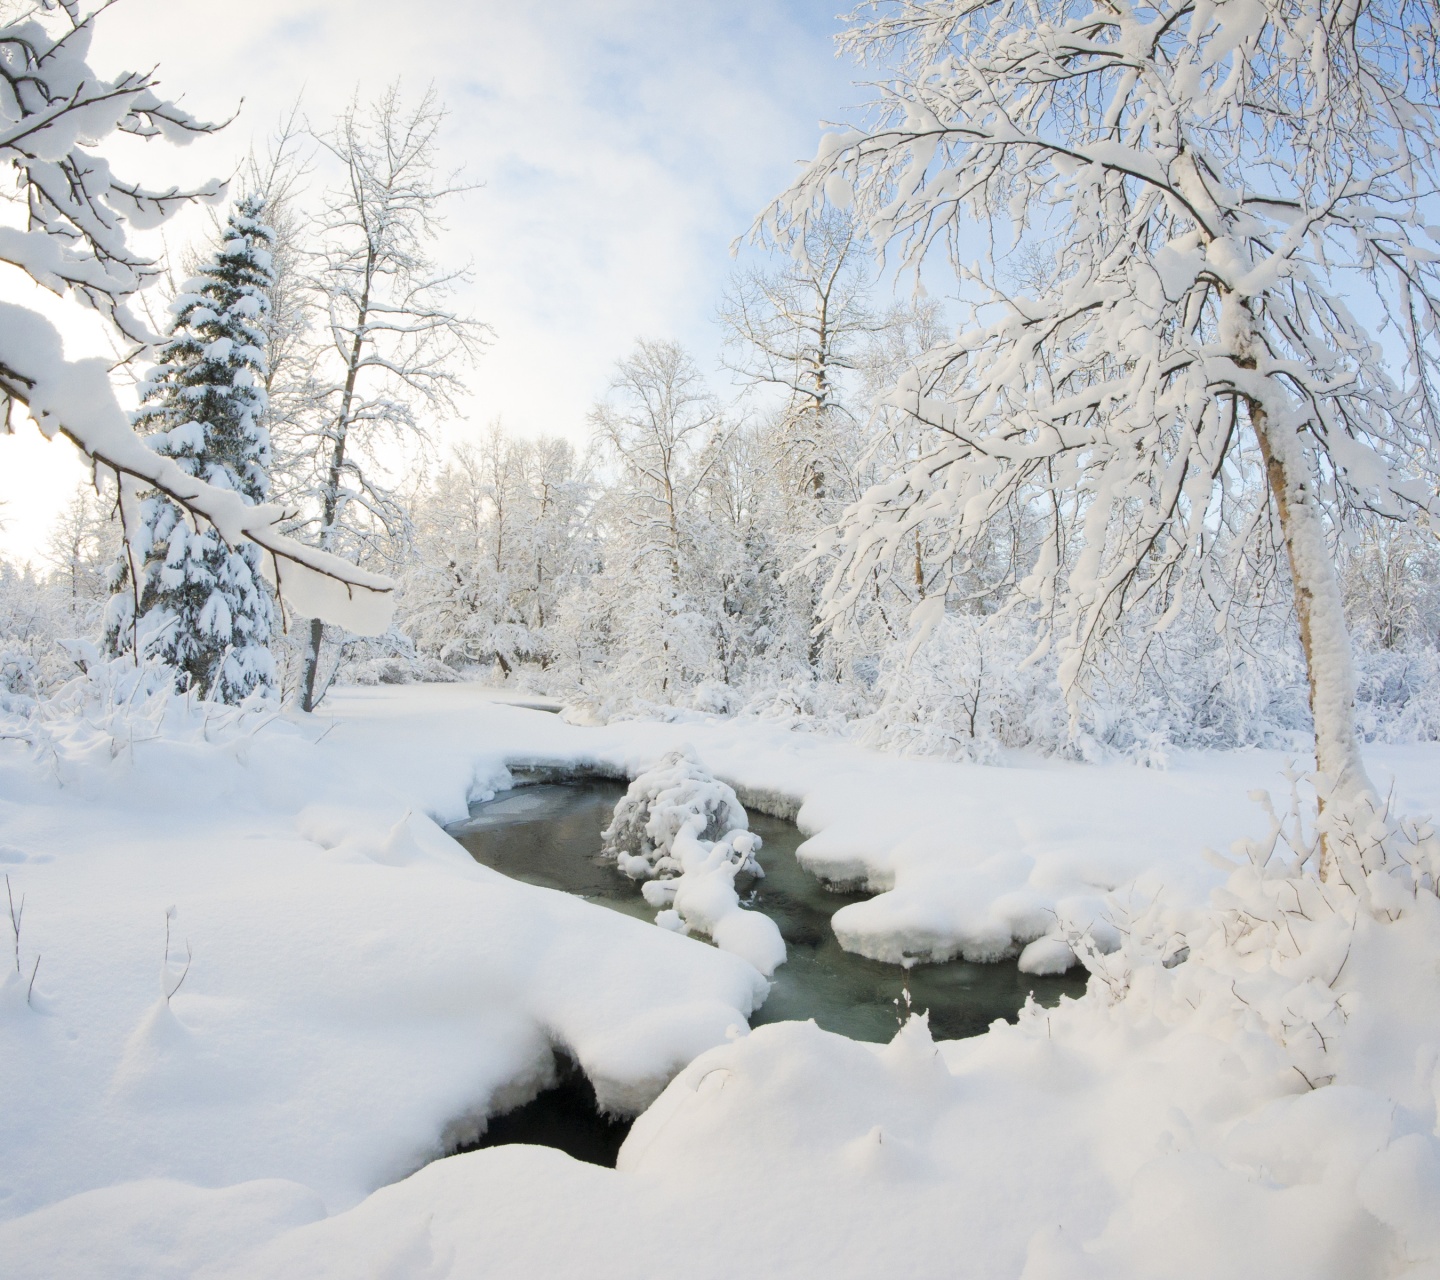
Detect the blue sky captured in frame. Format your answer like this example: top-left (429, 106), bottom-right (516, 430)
top-left (2, 0), bottom-right (873, 557)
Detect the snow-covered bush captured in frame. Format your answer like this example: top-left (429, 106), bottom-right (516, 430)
top-left (602, 749), bottom-right (784, 976)
top-left (602, 748), bottom-right (751, 877)
top-left (689, 681), bottom-right (738, 716)
top-left (859, 613), bottom-right (1059, 762)
top-left (0, 640), bottom-right (279, 772)
top-left (1353, 645), bottom-right (1440, 746)
top-left (0, 564), bottom-right (71, 707)
top-left (1022, 765), bottom-right (1440, 1056)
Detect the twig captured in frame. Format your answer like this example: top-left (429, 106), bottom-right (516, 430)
top-left (165, 940), bottom-right (192, 1002)
top-left (6, 873), bottom-right (22, 974)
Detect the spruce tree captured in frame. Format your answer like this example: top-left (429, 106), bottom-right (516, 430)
top-left (105, 196), bottom-right (279, 702)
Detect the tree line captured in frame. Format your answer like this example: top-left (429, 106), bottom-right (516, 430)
top-left (3, 0), bottom-right (1440, 779)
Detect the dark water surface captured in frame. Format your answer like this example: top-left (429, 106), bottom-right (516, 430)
top-left (450, 1054), bottom-right (631, 1167)
top-left (448, 780), bottom-right (1087, 1043)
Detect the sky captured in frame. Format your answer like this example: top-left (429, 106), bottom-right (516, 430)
top-left (0, 0), bottom-right (869, 561)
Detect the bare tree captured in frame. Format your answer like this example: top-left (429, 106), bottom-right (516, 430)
top-left (293, 83), bottom-right (488, 711)
top-left (243, 105), bottom-right (325, 480)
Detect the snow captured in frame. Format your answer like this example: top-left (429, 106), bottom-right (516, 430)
top-left (0, 14), bottom-right (394, 639)
top-left (4, 682), bottom-right (1440, 1276)
top-left (603, 749), bottom-right (784, 975)
top-left (0, 301), bottom-right (395, 637)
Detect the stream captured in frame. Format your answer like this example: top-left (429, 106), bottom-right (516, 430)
top-left (448, 779), bottom-right (1087, 1041)
top-left (443, 777), bottom-right (1082, 1036)
top-left (444, 779), bottom-right (1086, 1163)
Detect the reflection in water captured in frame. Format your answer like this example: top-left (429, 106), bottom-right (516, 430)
top-left (449, 780), bottom-right (1087, 1043)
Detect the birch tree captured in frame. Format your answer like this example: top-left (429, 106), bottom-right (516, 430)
top-left (293, 84), bottom-right (486, 711)
top-left (771, 0), bottom-right (1440, 870)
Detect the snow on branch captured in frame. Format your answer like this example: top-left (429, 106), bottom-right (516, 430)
top-left (770, 0), bottom-right (1440, 693)
top-left (0, 304), bottom-right (394, 633)
top-left (0, 2), bottom-right (395, 634)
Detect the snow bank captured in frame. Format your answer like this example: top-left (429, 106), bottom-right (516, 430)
top-left (6, 683), bottom-right (1440, 1277)
top-left (0, 684), bottom-right (767, 1226)
top-left (103, 852), bottom-right (1440, 1279)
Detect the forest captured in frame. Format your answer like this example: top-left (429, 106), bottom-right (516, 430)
top-left (6, 97), bottom-right (1440, 759)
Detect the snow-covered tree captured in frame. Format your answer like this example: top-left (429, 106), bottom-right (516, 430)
top-left (45, 485), bottom-right (118, 621)
top-left (771, 0), bottom-right (1440, 869)
top-left (0, 2), bottom-right (395, 635)
top-left (402, 426), bottom-right (589, 675)
top-left (586, 340), bottom-right (724, 699)
top-left (290, 84), bottom-right (486, 711)
top-left (720, 211), bottom-right (890, 674)
top-left (104, 196), bottom-right (279, 702)
top-left (720, 209), bottom-right (879, 509)
top-left (1341, 518), bottom-right (1440, 653)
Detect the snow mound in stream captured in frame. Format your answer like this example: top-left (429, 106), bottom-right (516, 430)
top-left (603, 749), bottom-right (786, 977)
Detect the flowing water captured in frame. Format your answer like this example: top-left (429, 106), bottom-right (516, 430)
top-left (444, 779), bottom-right (1087, 1166)
top-left (447, 780), bottom-right (1086, 1043)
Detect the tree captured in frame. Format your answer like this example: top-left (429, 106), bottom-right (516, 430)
top-left (1341, 518), bottom-right (1440, 653)
top-left (771, 0), bottom-right (1440, 871)
top-left (292, 84), bottom-right (486, 712)
top-left (403, 426), bottom-right (589, 676)
top-left (720, 209), bottom-right (879, 508)
top-left (721, 211), bottom-right (888, 673)
top-left (588, 340), bottom-right (722, 698)
top-left (44, 486), bottom-right (117, 620)
top-left (0, 2), bottom-right (395, 635)
top-left (103, 195), bottom-right (279, 702)
top-left (244, 107), bottom-right (326, 498)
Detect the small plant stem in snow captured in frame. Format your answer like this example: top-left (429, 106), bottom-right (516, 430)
top-left (6, 873), bottom-right (22, 975)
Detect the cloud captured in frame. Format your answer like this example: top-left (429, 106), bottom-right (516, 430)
top-left (2, 0), bottom-right (862, 556)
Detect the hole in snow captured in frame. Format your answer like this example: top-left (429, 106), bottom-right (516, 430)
top-left (448, 1053), bottom-right (632, 1169)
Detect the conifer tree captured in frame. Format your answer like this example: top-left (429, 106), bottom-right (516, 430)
top-left (105, 196), bottom-right (280, 702)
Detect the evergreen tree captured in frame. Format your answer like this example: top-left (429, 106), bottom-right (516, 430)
top-left (105, 196), bottom-right (279, 703)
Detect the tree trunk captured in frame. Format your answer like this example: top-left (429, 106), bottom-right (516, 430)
top-left (299, 249), bottom-right (373, 713)
top-left (1226, 290), bottom-right (1374, 878)
top-left (299, 616), bottom-right (325, 713)
top-left (1248, 394), bottom-right (1374, 877)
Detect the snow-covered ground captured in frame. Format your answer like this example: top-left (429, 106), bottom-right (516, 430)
top-left (3, 682), bottom-right (1439, 1278)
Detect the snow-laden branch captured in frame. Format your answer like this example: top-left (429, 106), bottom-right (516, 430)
top-left (0, 2), bottom-right (396, 635)
top-left (0, 303), bottom-right (393, 633)
top-left (769, 0), bottom-right (1440, 834)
